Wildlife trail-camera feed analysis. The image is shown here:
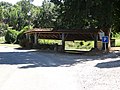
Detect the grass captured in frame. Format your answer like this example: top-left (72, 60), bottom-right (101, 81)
top-left (38, 39), bottom-right (94, 51)
top-left (112, 32), bottom-right (120, 39)
top-left (0, 44), bottom-right (21, 48)
top-left (0, 36), bottom-right (21, 48)
top-left (115, 39), bottom-right (120, 47)
top-left (65, 41), bottom-right (94, 51)
top-left (112, 32), bottom-right (120, 47)
top-left (38, 39), bottom-right (61, 45)
top-left (0, 36), bottom-right (5, 43)
top-left (38, 38), bottom-right (120, 50)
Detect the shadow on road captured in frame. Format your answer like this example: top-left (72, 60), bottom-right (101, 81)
top-left (1, 47), bottom-right (119, 69)
top-left (95, 60), bottom-right (120, 68)
top-left (0, 50), bottom-right (95, 69)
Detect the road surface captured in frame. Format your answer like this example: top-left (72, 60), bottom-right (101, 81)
top-left (0, 46), bottom-right (120, 90)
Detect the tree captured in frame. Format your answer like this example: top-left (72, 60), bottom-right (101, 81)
top-left (7, 0), bottom-right (35, 31)
top-left (113, 0), bottom-right (120, 32)
top-left (0, 1), bottom-right (12, 35)
top-left (0, 1), bottom-right (12, 22)
top-left (51, 0), bottom-right (119, 31)
top-left (33, 0), bottom-right (57, 28)
top-left (50, 0), bottom-right (120, 50)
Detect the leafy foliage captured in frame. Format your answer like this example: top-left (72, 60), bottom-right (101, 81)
top-left (0, 23), bottom-right (9, 36)
top-left (113, 0), bottom-right (120, 32)
top-left (0, 0), bottom-right (120, 41)
top-left (51, 0), bottom-right (119, 31)
top-left (33, 1), bottom-right (57, 28)
top-left (17, 26), bottom-right (33, 42)
top-left (5, 29), bottom-right (19, 43)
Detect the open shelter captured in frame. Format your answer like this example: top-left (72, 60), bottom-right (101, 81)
top-left (25, 28), bottom-right (111, 52)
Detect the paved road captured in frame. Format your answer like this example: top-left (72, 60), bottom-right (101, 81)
top-left (0, 46), bottom-right (120, 90)
top-left (0, 46), bottom-right (86, 90)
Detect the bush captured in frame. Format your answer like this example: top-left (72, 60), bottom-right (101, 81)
top-left (112, 32), bottom-right (120, 39)
top-left (5, 29), bottom-right (19, 44)
top-left (19, 39), bottom-right (33, 49)
top-left (0, 23), bottom-right (9, 36)
top-left (17, 26), bottom-right (33, 43)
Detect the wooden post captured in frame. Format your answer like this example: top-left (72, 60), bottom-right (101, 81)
top-left (94, 34), bottom-right (98, 49)
top-left (28, 34), bottom-right (31, 42)
top-left (34, 33), bottom-right (38, 44)
top-left (62, 33), bottom-right (65, 52)
top-left (26, 34), bottom-right (29, 39)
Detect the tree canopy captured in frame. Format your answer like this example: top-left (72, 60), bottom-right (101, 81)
top-left (0, 0), bottom-right (120, 34)
top-left (51, 0), bottom-right (119, 31)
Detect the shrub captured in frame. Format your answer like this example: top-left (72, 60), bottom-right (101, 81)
top-left (0, 23), bottom-right (9, 36)
top-left (112, 32), bottom-right (120, 39)
top-left (5, 29), bottom-right (19, 44)
top-left (17, 26), bottom-right (33, 43)
top-left (19, 39), bottom-right (33, 49)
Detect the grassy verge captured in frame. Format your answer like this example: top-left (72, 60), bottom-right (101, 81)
top-left (1, 37), bottom-right (119, 50)
top-left (65, 41), bottom-right (94, 51)
top-left (115, 39), bottom-right (120, 47)
top-left (0, 44), bottom-right (21, 48)
top-left (112, 32), bottom-right (120, 47)
top-left (38, 39), bottom-right (94, 51)
top-left (0, 36), bottom-right (21, 48)
top-left (0, 36), bottom-right (5, 43)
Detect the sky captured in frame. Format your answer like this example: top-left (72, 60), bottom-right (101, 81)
top-left (0, 0), bottom-right (44, 6)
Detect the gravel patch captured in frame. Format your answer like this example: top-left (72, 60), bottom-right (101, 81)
top-left (0, 46), bottom-right (120, 90)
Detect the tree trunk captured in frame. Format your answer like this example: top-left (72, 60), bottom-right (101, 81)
top-left (104, 27), bottom-right (111, 51)
top-left (94, 34), bottom-right (98, 49)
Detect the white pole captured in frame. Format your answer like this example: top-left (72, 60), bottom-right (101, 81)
top-left (105, 43), bottom-right (106, 52)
